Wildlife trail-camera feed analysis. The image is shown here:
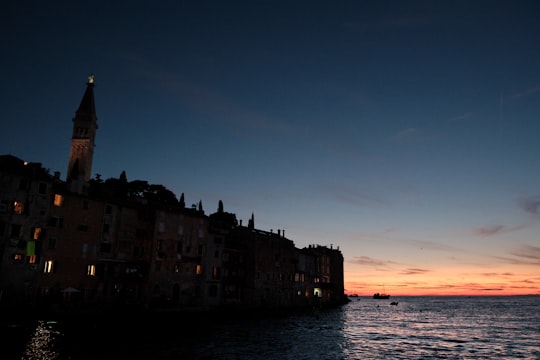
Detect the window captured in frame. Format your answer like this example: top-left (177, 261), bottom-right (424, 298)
top-left (13, 253), bottom-right (24, 262)
top-left (13, 201), bottom-right (24, 214)
top-left (87, 264), bottom-right (96, 276)
top-left (44, 260), bottom-right (55, 273)
top-left (28, 255), bottom-right (37, 264)
top-left (48, 217), bottom-right (64, 228)
top-left (105, 204), bottom-right (113, 214)
top-left (177, 224), bottom-right (184, 235)
top-left (100, 242), bottom-right (111, 253)
top-left (0, 199), bottom-right (9, 212)
top-left (33, 227), bottom-right (42, 240)
top-left (38, 182), bottom-right (47, 194)
top-left (48, 238), bottom-right (56, 250)
top-left (77, 224), bottom-right (88, 232)
top-left (10, 224), bottom-right (21, 238)
top-left (53, 194), bottom-right (63, 206)
top-left (212, 266), bottom-right (221, 280)
top-left (196, 264), bottom-right (202, 275)
top-left (19, 178), bottom-right (28, 190)
top-left (158, 222), bottom-right (165, 233)
top-left (82, 243), bottom-right (88, 258)
top-left (155, 261), bottom-right (162, 272)
top-left (103, 223), bottom-right (110, 233)
top-left (82, 200), bottom-right (89, 210)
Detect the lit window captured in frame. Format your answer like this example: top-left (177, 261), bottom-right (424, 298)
top-left (54, 194), bottom-right (63, 206)
top-left (14, 253), bottom-right (23, 261)
top-left (212, 266), bottom-right (220, 279)
top-left (196, 264), bottom-right (202, 275)
top-left (44, 260), bottom-right (54, 273)
top-left (33, 227), bottom-right (42, 240)
top-left (87, 264), bottom-right (96, 276)
top-left (13, 201), bottom-right (24, 214)
top-left (28, 255), bottom-right (37, 264)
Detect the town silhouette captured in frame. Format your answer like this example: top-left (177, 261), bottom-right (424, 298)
top-left (0, 76), bottom-right (348, 319)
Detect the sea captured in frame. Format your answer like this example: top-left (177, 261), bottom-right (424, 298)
top-left (2, 296), bottom-right (539, 360)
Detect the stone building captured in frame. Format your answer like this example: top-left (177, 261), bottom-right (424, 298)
top-left (0, 75), bottom-right (347, 312)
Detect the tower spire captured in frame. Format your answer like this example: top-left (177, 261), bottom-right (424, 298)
top-left (67, 74), bottom-right (99, 192)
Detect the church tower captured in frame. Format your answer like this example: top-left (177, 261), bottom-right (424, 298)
top-left (66, 74), bottom-right (98, 192)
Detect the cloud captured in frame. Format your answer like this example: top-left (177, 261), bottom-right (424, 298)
top-left (493, 245), bottom-right (540, 266)
top-left (391, 128), bottom-right (422, 143)
top-left (349, 256), bottom-right (396, 269)
top-left (449, 112), bottom-right (473, 122)
top-left (511, 84), bottom-right (540, 99)
top-left (510, 245), bottom-right (540, 264)
top-left (472, 224), bottom-right (528, 237)
top-left (472, 225), bottom-right (504, 237)
top-left (518, 196), bottom-right (540, 215)
top-left (400, 268), bottom-right (430, 275)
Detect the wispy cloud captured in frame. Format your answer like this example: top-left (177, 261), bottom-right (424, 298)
top-left (510, 245), bottom-right (540, 264)
top-left (400, 268), bottom-right (430, 275)
top-left (511, 84), bottom-right (540, 99)
top-left (472, 224), bottom-right (528, 237)
top-left (518, 195), bottom-right (540, 215)
top-left (391, 128), bottom-right (423, 143)
top-left (349, 256), bottom-right (396, 269)
top-left (449, 112), bottom-right (473, 122)
top-left (493, 245), bottom-right (540, 266)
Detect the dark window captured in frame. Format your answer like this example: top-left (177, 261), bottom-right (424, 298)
top-left (100, 242), bottom-right (111, 253)
top-left (77, 224), bottom-right (88, 232)
top-left (48, 217), bottom-right (64, 228)
top-left (38, 182), bottom-right (47, 194)
top-left (135, 229), bottom-right (146, 238)
top-left (19, 178), bottom-right (28, 190)
top-left (105, 204), bottom-right (113, 214)
top-left (103, 223), bottom-right (110, 233)
top-left (10, 224), bottom-right (21, 238)
top-left (48, 238), bottom-right (56, 250)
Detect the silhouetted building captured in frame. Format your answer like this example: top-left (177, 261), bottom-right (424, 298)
top-left (0, 75), bottom-right (347, 313)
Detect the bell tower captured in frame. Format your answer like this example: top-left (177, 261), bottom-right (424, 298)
top-left (67, 74), bottom-right (98, 192)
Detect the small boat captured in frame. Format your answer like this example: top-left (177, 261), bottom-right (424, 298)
top-left (390, 301), bottom-right (399, 306)
top-left (373, 292), bottom-right (390, 299)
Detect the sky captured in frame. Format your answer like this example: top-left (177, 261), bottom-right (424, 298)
top-left (2, 0), bottom-right (539, 296)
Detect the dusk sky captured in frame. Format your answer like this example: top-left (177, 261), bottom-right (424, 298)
top-left (2, 1), bottom-right (539, 296)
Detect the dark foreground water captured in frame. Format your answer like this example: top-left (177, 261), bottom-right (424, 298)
top-left (2, 296), bottom-right (539, 359)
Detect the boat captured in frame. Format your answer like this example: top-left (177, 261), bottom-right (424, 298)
top-left (373, 292), bottom-right (390, 299)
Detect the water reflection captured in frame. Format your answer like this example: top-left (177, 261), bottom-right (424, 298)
top-left (21, 320), bottom-right (62, 360)
top-left (8, 296), bottom-right (540, 359)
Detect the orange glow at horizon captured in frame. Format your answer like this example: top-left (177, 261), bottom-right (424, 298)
top-left (343, 267), bottom-right (540, 296)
